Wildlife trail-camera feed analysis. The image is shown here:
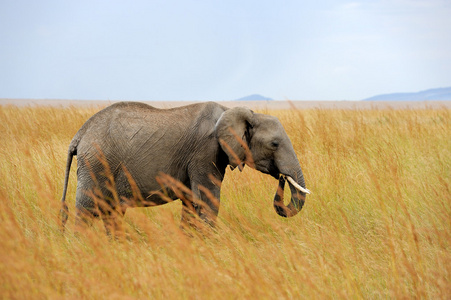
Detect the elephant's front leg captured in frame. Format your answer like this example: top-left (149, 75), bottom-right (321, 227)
top-left (180, 179), bottom-right (221, 229)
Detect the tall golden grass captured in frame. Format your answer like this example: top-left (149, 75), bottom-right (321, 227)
top-left (0, 104), bottom-right (449, 299)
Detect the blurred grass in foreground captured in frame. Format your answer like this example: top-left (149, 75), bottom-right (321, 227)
top-left (0, 104), bottom-right (449, 299)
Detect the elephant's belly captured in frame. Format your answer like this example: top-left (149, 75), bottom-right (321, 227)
top-left (130, 170), bottom-right (190, 207)
top-left (124, 189), bottom-right (179, 208)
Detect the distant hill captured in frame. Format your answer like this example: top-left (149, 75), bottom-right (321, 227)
top-left (236, 94), bottom-right (273, 101)
top-left (365, 87), bottom-right (451, 101)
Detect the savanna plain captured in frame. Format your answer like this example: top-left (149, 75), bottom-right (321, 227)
top-left (0, 103), bottom-right (449, 299)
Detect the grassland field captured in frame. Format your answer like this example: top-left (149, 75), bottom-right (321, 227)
top-left (0, 103), bottom-right (449, 299)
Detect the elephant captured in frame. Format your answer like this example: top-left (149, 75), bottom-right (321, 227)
top-left (60, 101), bottom-right (309, 234)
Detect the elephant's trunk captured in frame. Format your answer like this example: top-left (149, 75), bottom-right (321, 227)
top-left (273, 171), bottom-right (309, 217)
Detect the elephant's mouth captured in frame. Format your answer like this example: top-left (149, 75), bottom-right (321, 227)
top-left (254, 164), bottom-right (278, 179)
top-left (254, 161), bottom-right (281, 179)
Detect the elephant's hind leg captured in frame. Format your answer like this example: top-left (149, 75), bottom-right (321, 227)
top-left (101, 210), bottom-right (125, 239)
top-left (74, 184), bottom-right (99, 232)
top-left (74, 207), bottom-right (97, 232)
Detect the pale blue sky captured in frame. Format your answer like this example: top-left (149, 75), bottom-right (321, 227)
top-left (1, 0), bottom-right (450, 101)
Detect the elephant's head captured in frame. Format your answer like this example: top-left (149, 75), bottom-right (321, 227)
top-left (215, 107), bottom-right (310, 217)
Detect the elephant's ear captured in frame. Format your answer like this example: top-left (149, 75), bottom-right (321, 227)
top-left (215, 107), bottom-right (254, 170)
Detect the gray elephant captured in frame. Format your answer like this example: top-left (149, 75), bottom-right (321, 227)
top-left (60, 101), bottom-right (309, 233)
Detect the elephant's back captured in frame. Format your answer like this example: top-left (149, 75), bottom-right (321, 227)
top-left (71, 101), bottom-right (226, 155)
top-left (73, 102), bottom-right (167, 156)
top-left (72, 101), bottom-right (195, 179)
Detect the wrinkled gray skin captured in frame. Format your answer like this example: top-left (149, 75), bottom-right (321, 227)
top-left (60, 102), bottom-right (307, 234)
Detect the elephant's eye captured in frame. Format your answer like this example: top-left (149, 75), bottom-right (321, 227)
top-left (271, 141), bottom-right (279, 148)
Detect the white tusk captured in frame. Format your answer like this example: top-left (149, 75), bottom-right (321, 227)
top-left (286, 176), bottom-right (311, 194)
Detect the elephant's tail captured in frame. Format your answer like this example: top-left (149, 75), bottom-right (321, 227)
top-left (60, 144), bottom-right (77, 231)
